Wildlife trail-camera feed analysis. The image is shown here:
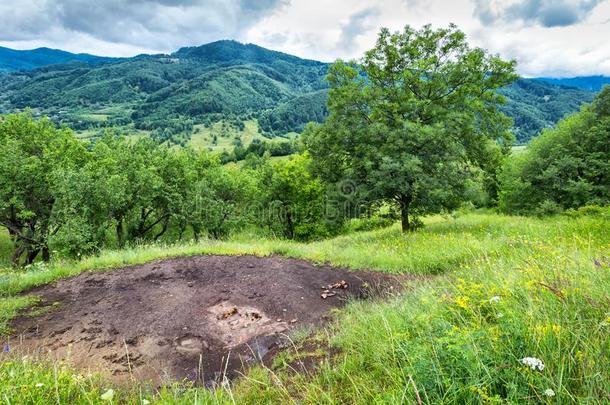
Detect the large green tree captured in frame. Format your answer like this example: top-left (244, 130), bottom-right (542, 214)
top-left (303, 24), bottom-right (517, 231)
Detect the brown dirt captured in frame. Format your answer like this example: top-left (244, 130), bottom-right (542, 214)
top-left (6, 255), bottom-right (404, 387)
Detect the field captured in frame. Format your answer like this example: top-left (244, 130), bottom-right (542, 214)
top-left (189, 119), bottom-right (296, 152)
top-left (1, 211), bottom-right (609, 403)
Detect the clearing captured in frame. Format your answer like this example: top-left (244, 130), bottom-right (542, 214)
top-left (8, 254), bottom-right (403, 387)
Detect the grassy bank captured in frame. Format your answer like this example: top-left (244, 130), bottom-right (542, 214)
top-left (1, 212), bottom-right (609, 403)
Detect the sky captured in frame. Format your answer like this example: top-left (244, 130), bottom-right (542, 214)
top-left (0, 0), bottom-right (609, 77)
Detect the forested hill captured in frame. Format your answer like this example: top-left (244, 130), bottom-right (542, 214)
top-left (0, 40), bottom-right (597, 143)
top-left (0, 46), bottom-right (120, 72)
top-left (537, 76), bottom-right (610, 92)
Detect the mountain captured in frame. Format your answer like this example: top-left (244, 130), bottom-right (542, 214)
top-left (499, 79), bottom-right (594, 142)
top-left (0, 40), bottom-right (599, 144)
top-left (0, 46), bottom-right (120, 72)
top-left (537, 76), bottom-right (610, 92)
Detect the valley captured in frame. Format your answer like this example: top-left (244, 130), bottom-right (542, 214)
top-left (0, 41), bottom-right (600, 147)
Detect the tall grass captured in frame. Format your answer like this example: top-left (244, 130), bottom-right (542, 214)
top-left (0, 229), bottom-right (12, 269)
top-left (1, 212), bottom-right (609, 403)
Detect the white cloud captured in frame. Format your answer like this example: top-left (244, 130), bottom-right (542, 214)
top-left (0, 0), bottom-right (609, 76)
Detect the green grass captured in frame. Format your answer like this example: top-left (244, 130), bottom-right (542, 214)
top-left (189, 120), bottom-right (264, 152)
top-left (1, 212), bottom-right (609, 403)
top-left (0, 228), bottom-right (12, 268)
top-left (189, 119), bottom-right (295, 152)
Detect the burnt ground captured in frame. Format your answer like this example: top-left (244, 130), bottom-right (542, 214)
top-left (5, 255), bottom-right (406, 387)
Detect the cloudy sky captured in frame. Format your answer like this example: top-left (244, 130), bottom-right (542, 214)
top-left (0, 0), bottom-right (609, 77)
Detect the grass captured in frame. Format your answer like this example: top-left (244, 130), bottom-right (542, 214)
top-left (1, 211), bottom-right (609, 403)
top-left (189, 119), bottom-right (296, 152)
top-left (189, 120), bottom-right (263, 152)
top-left (0, 229), bottom-right (12, 269)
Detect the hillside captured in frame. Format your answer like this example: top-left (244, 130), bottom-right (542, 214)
top-left (538, 75), bottom-right (610, 92)
top-left (498, 79), bottom-right (594, 141)
top-left (0, 46), bottom-right (119, 72)
top-left (0, 41), bottom-right (597, 144)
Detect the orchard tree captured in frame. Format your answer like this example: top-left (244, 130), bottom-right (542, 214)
top-left (0, 113), bottom-right (85, 264)
top-left (303, 24), bottom-right (517, 231)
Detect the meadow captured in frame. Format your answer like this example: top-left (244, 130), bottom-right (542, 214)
top-left (1, 210), bottom-right (608, 403)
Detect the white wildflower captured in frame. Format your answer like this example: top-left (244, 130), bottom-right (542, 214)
top-left (101, 389), bottom-right (115, 401)
top-left (521, 357), bottom-right (545, 371)
top-left (142, 400), bottom-right (150, 405)
top-left (544, 388), bottom-right (555, 397)
top-left (496, 312), bottom-right (504, 318)
top-left (489, 296), bottom-right (501, 304)
top-left (35, 383), bottom-right (44, 388)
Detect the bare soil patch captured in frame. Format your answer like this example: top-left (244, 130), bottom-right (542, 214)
top-left (6, 255), bottom-right (404, 387)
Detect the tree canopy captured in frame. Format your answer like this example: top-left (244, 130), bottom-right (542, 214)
top-left (304, 24), bottom-right (518, 231)
top-left (499, 86), bottom-right (610, 214)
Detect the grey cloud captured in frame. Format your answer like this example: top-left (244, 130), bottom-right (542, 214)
top-left (0, 0), bottom-right (287, 51)
top-left (474, 0), bottom-right (602, 27)
top-left (336, 7), bottom-right (380, 53)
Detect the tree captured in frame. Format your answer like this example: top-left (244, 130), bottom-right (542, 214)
top-left (0, 113), bottom-right (85, 264)
top-left (254, 154), bottom-right (330, 240)
top-left (499, 86), bottom-right (610, 214)
top-left (303, 24), bottom-right (517, 231)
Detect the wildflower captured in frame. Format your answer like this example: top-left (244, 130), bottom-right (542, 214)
top-left (520, 357), bottom-right (545, 371)
top-left (35, 383), bottom-right (44, 388)
top-left (455, 296), bottom-right (470, 309)
top-left (142, 400), bottom-right (150, 405)
top-left (544, 388), bottom-right (555, 397)
top-left (3, 343), bottom-right (9, 353)
top-left (101, 389), bottom-right (115, 401)
top-left (496, 312), bottom-right (504, 318)
top-left (489, 296), bottom-right (501, 304)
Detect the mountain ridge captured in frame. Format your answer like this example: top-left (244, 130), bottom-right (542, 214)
top-left (0, 41), bottom-right (601, 143)
top-left (0, 46), bottom-right (121, 72)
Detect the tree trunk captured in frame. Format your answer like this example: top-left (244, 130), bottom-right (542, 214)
top-left (42, 246), bottom-right (50, 262)
top-left (26, 248), bottom-right (40, 265)
top-left (401, 204), bottom-right (410, 232)
top-left (399, 195), bottom-right (413, 233)
top-left (116, 220), bottom-right (125, 248)
top-left (12, 244), bottom-right (25, 266)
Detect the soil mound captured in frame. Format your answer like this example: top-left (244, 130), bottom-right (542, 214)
top-left (7, 255), bottom-right (403, 387)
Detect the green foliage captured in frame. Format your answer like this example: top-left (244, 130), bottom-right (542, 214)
top-left (499, 86), bottom-right (610, 214)
top-left (222, 137), bottom-right (298, 163)
top-left (0, 112), bottom-right (85, 265)
top-left (305, 24), bottom-right (517, 231)
top-left (252, 153), bottom-right (334, 240)
top-left (0, 114), bottom-right (340, 264)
